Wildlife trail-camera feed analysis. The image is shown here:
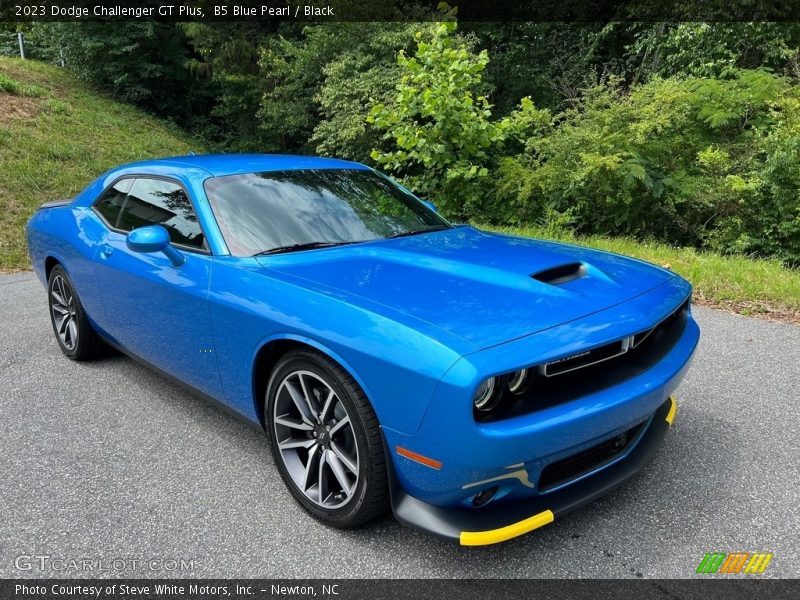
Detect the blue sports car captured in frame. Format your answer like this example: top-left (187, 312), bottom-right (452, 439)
top-left (26, 154), bottom-right (699, 545)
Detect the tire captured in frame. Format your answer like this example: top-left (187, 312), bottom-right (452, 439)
top-left (47, 265), bottom-right (104, 361)
top-left (266, 348), bottom-right (389, 528)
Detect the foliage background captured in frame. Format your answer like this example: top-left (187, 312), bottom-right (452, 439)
top-left (3, 18), bottom-right (800, 265)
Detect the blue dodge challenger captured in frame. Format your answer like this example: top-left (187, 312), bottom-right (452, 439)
top-left (27, 155), bottom-right (699, 545)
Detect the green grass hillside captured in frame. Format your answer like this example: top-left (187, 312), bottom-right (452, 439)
top-left (0, 57), bottom-right (202, 270)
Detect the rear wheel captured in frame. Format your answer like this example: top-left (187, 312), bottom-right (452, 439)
top-left (47, 265), bottom-right (103, 361)
top-left (266, 348), bottom-right (389, 528)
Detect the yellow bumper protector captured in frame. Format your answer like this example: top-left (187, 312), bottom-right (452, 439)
top-left (666, 396), bottom-right (677, 426)
top-left (459, 509), bottom-right (554, 546)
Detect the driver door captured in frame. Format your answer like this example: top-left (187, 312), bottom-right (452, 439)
top-left (86, 176), bottom-right (223, 399)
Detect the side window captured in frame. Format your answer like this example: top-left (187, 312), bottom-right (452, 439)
top-left (117, 178), bottom-right (205, 249)
top-left (94, 178), bottom-right (133, 228)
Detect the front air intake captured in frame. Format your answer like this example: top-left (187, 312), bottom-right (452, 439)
top-left (531, 262), bottom-right (586, 285)
top-left (538, 420), bottom-right (646, 491)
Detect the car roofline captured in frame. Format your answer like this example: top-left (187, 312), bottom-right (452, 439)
top-left (107, 154), bottom-right (372, 178)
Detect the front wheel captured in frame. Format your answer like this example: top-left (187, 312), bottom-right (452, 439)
top-left (266, 348), bottom-right (389, 528)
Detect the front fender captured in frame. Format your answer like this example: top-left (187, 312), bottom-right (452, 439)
top-left (208, 256), bottom-right (465, 432)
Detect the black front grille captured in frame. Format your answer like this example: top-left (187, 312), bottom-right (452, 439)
top-left (544, 339), bottom-right (627, 376)
top-left (538, 421), bottom-right (646, 491)
top-left (476, 297), bottom-right (690, 422)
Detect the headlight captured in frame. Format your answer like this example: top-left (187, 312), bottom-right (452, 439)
top-left (507, 369), bottom-right (531, 395)
top-left (473, 377), bottom-right (502, 412)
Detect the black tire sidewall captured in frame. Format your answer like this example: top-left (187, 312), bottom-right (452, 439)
top-left (265, 351), bottom-right (376, 526)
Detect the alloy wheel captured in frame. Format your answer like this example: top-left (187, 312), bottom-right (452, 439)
top-left (50, 274), bottom-right (78, 351)
top-left (272, 370), bottom-right (360, 509)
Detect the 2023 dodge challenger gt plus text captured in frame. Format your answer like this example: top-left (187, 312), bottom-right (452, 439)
top-left (27, 155), bottom-right (699, 545)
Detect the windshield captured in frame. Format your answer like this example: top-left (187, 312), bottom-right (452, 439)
top-left (204, 169), bottom-right (451, 256)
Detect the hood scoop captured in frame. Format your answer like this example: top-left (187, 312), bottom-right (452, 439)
top-left (531, 262), bottom-right (587, 286)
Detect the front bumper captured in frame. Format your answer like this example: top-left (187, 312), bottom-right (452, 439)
top-left (384, 280), bottom-right (697, 508)
top-left (389, 396), bottom-right (676, 545)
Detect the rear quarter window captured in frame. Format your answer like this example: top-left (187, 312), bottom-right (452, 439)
top-left (94, 178), bottom-right (134, 227)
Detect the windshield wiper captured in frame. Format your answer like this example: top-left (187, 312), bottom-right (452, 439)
top-left (252, 241), bottom-right (351, 256)
top-left (387, 225), bottom-right (452, 239)
top-left (254, 225), bottom-right (451, 255)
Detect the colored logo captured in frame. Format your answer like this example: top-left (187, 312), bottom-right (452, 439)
top-left (696, 552), bottom-right (773, 574)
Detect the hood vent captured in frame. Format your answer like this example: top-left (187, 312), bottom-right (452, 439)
top-left (531, 262), bottom-right (586, 286)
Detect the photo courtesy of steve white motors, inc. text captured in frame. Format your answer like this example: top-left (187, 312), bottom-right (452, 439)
top-left (14, 583), bottom-right (341, 597)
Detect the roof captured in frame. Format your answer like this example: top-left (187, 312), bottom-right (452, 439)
top-left (114, 154), bottom-right (370, 178)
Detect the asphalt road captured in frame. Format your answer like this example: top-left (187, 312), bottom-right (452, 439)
top-left (1, 271), bottom-right (798, 579)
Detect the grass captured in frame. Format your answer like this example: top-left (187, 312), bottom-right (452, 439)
top-left (0, 57), bottom-right (204, 271)
top-left (481, 224), bottom-right (800, 322)
top-left (0, 72), bottom-right (46, 97)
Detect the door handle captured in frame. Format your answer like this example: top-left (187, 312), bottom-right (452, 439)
top-left (100, 244), bottom-right (114, 258)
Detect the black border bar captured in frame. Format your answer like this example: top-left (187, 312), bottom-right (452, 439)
top-left (3, 579), bottom-right (800, 600)
top-left (4, 0), bottom-right (800, 22)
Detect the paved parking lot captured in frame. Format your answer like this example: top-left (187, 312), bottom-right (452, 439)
top-left (1, 271), bottom-right (798, 578)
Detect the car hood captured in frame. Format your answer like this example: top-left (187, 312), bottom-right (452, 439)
top-left (258, 226), bottom-right (676, 350)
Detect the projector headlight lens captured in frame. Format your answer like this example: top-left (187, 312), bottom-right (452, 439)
top-left (473, 377), bottom-right (501, 412)
top-left (507, 369), bottom-right (531, 395)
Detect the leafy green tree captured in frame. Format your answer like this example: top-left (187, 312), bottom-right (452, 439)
top-left (31, 23), bottom-right (197, 120)
top-left (183, 22), bottom-right (281, 151)
top-left (369, 22), bottom-right (547, 218)
top-left (311, 23), bottom-right (419, 160)
top-left (464, 23), bottom-right (628, 113)
top-left (257, 26), bottom-right (335, 153)
top-left (627, 23), bottom-right (800, 81)
top-left (719, 91), bottom-right (800, 264)
top-left (257, 20), bottom-right (427, 156)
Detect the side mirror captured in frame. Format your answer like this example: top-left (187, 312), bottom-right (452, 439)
top-left (126, 225), bottom-right (184, 266)
top-left (421, 199), bottom-right (438, 213)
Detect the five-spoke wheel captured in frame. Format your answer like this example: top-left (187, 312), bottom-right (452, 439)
top-left (50, 273), bottom-right (79, 351)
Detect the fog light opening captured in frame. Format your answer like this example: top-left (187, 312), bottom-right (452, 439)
top-left (472, 486), bottom-right (499, 507)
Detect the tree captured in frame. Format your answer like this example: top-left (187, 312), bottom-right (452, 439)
top-left (31, 23), bottom-right (197, 121)
top-left (368, 22), bottom-right (546, 219)
top-left (495, 69), bottom-right (800, 262)
top-left (183, 22), bottom-right (280, 151)
top-left (311, 23), bottom-right (419, 161)
top-left (627, 23), bottom-right (800, 81)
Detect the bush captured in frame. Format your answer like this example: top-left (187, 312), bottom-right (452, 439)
top-left (493, 69), bottom-right (800, 264)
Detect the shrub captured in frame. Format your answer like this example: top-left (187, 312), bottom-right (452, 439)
top-left (494, 69), bottom-right (800, 264)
